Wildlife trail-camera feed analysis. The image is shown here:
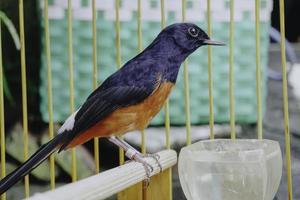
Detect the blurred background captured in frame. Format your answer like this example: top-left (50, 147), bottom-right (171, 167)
top-left (0, 0), bottom-right (300, 199)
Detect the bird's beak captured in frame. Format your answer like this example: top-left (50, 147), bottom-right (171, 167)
top-left (202, 39), bottom-right (225, 46)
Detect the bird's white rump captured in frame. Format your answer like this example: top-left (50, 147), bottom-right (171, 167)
top-left (58, 108), bottom-right (80, 134)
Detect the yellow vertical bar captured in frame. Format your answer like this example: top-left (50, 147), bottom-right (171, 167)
top-left (115, 0), bottom-right (124, 165)
top-left (160, 0), bottom-right (166, 30)
top-left (116, 1), bottom-right (142, 199)
top-left (255, 0), bottom-right (263, 139)
top-left (136, 1), bottom-right (148, 197)
top-left (161, 1), bottom-right (172, 199)
top-left (18, 0), bottom-right (30, 196)
top-left (163, 87), bottom-right (170, 150)
top-left (279, 0), bottom-right (293, 199)
top-left (137, 0), bottom-right (142, 52)
top-left (229, 0), bottom-right (235, 139)
top-left (207, 0), bottom-right (214, 140)
top-left (67, 0), bottom-right (77, 182)
top-left (44, 0), bottom-right (55, 189)
top-left (137, 0), bottom-right (146, 155)
top-left (161, 0), bottom-right (170, 150)
top-left (92, 0), bottom-right (100, 174)
top-left (140, 116), bottom-right (147, 151)
top-left (182, 0), bottom-right (191, 145)
top-left (146, 170), bottom-right (172, 200)
top-left (115, 0), bottom-right (121, 69)
top-left (115, 0), bottom-right (121, 72)
top-left (0, 20), bottom-right (6, 200)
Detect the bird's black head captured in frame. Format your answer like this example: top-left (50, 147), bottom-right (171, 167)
top-left (160, 23), bottom-right (224, 52)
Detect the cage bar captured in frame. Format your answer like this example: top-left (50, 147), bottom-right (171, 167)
top-left (161, 0), bottom-right (172, 198)
top-left (206, 0), bottom-right (214, 139)
top-left (92, 0), bottom-right (100, 174)
top-left (279, 0), bottom-right (293, 198)
top-left (18, 0), bottom-right (30, 196)
top-left (136, 0), bottom-right (148, 196)
top-left (67, 0), bottom-right (77, 182)
top-left (137, 0), bottom-right (146, 156)
top-left (255, 0), bottom-right (263, 139)
top-left (44, 0), bottom-right (55, 189)
top-left (114, 0), bottom-right (124, 167)
top-left (0, 20), bottom-right (6, 200)
top-left (182, 0), bottom-right (191, 145)
top-left (229, 0), bottom-right (236, 139)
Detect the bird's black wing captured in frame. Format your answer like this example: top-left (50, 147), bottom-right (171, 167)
top-left (59, 85), bottom-right (155, 151)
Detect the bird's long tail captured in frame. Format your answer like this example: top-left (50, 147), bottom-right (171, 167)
top-left (0, 133), bottom-right (65, 195)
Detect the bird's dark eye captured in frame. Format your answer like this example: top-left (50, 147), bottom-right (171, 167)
top-left (188, 27), bottom-right (199, 38)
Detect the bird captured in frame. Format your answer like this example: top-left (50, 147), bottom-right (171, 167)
top-left (0, 22), bottom-right (224, 194)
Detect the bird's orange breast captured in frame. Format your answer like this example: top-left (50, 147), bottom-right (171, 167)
top-left (67, 82), bottom-right (174, 148)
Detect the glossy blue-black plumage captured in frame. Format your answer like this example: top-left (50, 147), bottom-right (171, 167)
top-left (89, 23), bottom-right (210, 94)
top-left (0, 23), bottom-right (217, 194)
top-left (59, 23), bottom-right (212, 149)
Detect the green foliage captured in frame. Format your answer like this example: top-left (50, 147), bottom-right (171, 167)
top-left (6, 123), bottom-right (95, 181)
top-left (0, 10), bottom-right (20, 104)
top-left (0, 11), bottom-right (20, 50)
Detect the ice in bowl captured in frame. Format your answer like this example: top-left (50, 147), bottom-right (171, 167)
top-left (178, 139), bottom-right (282, 200)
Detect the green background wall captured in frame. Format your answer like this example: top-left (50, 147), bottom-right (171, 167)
top-left (39, 0), bottom-right (271, 125)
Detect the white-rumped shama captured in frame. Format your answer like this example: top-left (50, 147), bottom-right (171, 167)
top-left (0, 23), bottom-right (224, 194)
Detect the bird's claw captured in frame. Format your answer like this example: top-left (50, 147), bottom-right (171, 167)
top-left (140, 153), bottom-right (163, 188)
top-left (124, 150), bottom-right (162, 187)
top-left (131, 153), bottom-right (154, 187)
top-left (142, 163), bottom-right (152, 187)
top-left (145, 153), bottom-right (160, 160)
top-left (144, 153), bottom-right (163, 172)
top-left (134, 154), bottom-right (154, 173)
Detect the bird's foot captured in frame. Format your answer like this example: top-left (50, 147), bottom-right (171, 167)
top-left (125, 152), bottom-right (162, 186)
top-left (143, 153), bottom-right (163, 173)
top-left (132, 153), bottom-right (154, 186)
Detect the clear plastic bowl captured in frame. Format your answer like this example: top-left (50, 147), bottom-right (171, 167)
top-left (178, 139), bottom-right (282, 200)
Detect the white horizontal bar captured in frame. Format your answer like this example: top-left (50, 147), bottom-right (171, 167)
top-left (26, 150), bottom-right (177, 200)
